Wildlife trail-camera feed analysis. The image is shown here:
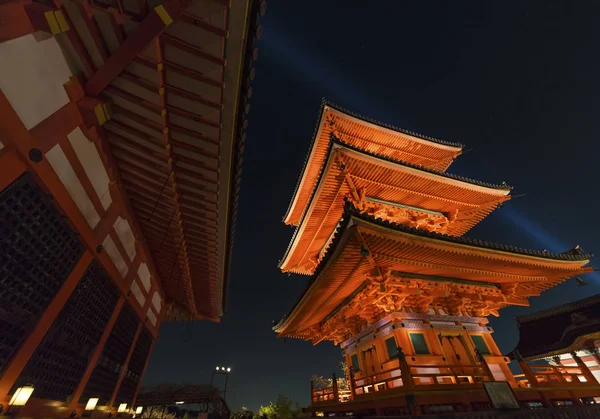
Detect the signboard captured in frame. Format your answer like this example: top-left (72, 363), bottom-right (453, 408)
top-left (483, 381), bottom-right (520, 410)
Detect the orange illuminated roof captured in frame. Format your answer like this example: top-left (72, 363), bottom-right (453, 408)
top-left (279, 139), bottom-right (511, 275)
top-left (274, 203), bottom-right (593, 339)
top-left (283, 101), bottom-right (464, 226)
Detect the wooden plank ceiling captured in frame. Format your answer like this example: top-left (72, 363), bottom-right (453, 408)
top-left (45, 0), bottom-right (265, 321)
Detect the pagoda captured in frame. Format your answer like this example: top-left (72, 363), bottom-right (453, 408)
top-left (274, 102), bottom-right (599, 415)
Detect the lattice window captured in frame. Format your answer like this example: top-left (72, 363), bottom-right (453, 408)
top-left (0, 173), bottom-right (84, 375)
top-left (114, 327), bottom-right (153, 405)
top-left (11, 261), bottom-right (120, 401)
top-left (80, 304), bottom-right (139, 405)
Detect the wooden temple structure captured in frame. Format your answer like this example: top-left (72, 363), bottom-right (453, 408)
top-left (274, 102), bottom-right (599, 416)
top-left (0, 0), bottom-right (264, 416)
top-left (511, 294), bottom-right (600, 389)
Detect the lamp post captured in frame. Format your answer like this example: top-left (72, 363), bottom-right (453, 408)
top-left (211, 366), bottom-right (232, 401)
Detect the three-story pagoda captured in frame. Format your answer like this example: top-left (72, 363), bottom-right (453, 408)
top-left (274, 102), bottom-right (597, 415)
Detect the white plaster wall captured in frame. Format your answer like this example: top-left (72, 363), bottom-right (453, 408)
top-left (68, 127), bottom-right (112, 209)
top-left (103, 235), bottom-right (128, 277)
top-left (146, 308), bottom-right (157, 326)
top-left (152, 292), bottom-right (161, 313)
top-left (0, 33), bottom-right (72, 129)
top-left (130, 280), bottom-right (145, 306)
top-left (46, 145), bottom-right (100, 228)
top-left (488, 364), bottom-right (507, 381)
top-left (138, 263), bottom-right (151, 292)
top-left (113, 216), bottom-right (136, 261)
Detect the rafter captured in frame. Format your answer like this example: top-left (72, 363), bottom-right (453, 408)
top-left (85, 0), bottom-right (191, 96)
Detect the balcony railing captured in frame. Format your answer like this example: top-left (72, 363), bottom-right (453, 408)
top-left (514, 365), bottom-right (591, 388)
top-left (310, 354), bottom-right (599, 407)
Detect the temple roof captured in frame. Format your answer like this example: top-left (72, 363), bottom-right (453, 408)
top-left (511, 294), bottom-right (600, 360)
top-left (283, 101), bottom-right (465, 226)
top-left (279, 138), bottom-right (512, 275)
top-left (274, 202), bottom-right (593, 340)
top-left (32, 0), bottom-right (265, 320)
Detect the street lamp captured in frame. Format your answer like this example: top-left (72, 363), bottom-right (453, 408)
top-left (211, 366), bottom-right (232, 401)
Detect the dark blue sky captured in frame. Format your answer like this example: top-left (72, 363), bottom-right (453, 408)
top-left (143, 0), bottom-right (600, 412)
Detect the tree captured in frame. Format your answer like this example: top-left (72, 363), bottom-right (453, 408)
top-left (141, 406), bottom-right (176, 419)
top-left (254, 394), bottom-right (306, 419)
top-left (311, 360), bottom-right (350, 392)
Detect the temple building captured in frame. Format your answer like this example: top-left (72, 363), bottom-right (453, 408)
top-left (274, 102), bottom-right (599, 415)
top-left (0, 0), bottom-right (264, 416)
top-left (511, 294), bottom-right (600, 386)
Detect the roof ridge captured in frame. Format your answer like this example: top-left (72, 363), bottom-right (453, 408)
top-left (344, 200), bottom-right (593, 262)
top-left (274, 210), bottom-right (354, 331)
top-left (516, 294), bottom-right (600, 324)
top-left (323, 99), bottom-right (465, 148)
top-left (283, 99), bottom-right (466, 222)
top-left (333, 135), bottom-right (513, 191)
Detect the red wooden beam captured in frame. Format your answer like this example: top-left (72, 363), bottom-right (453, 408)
top-left (29, 101), bottom-right (82, 153)
top-left (175, 165), bottom-right (217, 182)
top-left (106, 119), bottom-right (166, 147)
top-left (0, 2), bottom-right (52, 42)
top-left (166, 103), bottom-right (221, 129)
top-left (105, 85), bottom-right (161, 113)
top-left (168, 122), bottom-right (219, 146)
top-left (68, 297), bottom-right (125, 413)
top-left (165, 83), bottom-right (222, 110)
top-left (94, 200), bottom-right (122, 239)
top-left (109, 140), bottom-right (168, 169)
top-left (130, 338), bottom-right (156, 408)
top-left (134, 55), bottom-right (224, 89)
top-left (111, 148), bottom-right (171, 175)
top-left (0, 148), bottom-right (28, 191)
top-left (0, 251), bottom-right (93, 402)
top-left (112, 105), bottom-right (163, 132)
top-left (108, 135), bottom-right (168, 164)
top-left (179, 12), bottom-right (227, 37)
top-left (161, 33), bottom-right (226, 66)
top-left (109, 323), bottom-right (143, 408)
top-left (57, 4), bottom-right (96, 76)
top-left (85, 0), bottom-right (189, 96)
top-left (74, 1), bottom-right (109, 62)
top-left (170, 138), bottom-right (219, 160)
top-left (120, 70), bottom-right (157, 94)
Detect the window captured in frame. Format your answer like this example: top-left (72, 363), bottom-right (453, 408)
top-left (385, 336), bottom-right (398, 359)
top-left (409, 333), bottom-right (430, 355)
top-left (471, 335), bottom-right (490, 355)
top-left (350, 354), bottom-right (360, 371)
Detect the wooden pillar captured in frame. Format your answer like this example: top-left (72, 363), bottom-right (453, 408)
top-left (0, 251), bottom-right (93, 403)
top-left (571, 352), bottom-right (598, 385)
top-left (514, 351), bottom-right (552, 408)
top-left (514, 351), bottom-right (539, 387)
top-left (67, 297), bottom-right (125, 413)
top-left (332, 373), bottom-right (339, 402)
top-left (109, 322), bottom-right (144, 408)
top-left (348, 367), bottom-right (356, 400)
top-left (396, 346), bottom-right (414, 390)
top-left (310, 379), bottom-right (315, 404)
top-left (130, 337), bottom-right (156, 410)
top-left (474, 348), bottom-right (495, 382)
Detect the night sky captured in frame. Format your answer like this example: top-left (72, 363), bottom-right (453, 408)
top-left (143, 0), bottom-right (600, 412)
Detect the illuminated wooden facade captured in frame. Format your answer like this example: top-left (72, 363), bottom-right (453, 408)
top-left (275, 102), bottom-right (598, 415)
top-left (511, 294), bottom-right (600, 389)
top-left (0, 0), bottom-right (264, 416)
